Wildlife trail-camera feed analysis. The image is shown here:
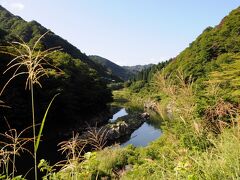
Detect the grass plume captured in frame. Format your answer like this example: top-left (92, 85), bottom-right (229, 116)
top-left (0, 123), bottom-right (33, 179)
top-left (0, 31), bottom-right (61, 179)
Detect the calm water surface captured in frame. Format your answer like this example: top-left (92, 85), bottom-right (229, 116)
top-left (109, 108), bottom-right (128, 122)
top-left (110, 107), bottom-right (162, 147)
top-left (121, 122), bottom-right (161, 147)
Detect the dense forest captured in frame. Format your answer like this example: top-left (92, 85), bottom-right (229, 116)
top-left (0, 5), bottom-right (113, 131)
top-left (122, 64), bottom-right (154, 74)
top-left (89, 55), bottom-right (133, 81)
top-left (89, 55), bottom-right (155, 81)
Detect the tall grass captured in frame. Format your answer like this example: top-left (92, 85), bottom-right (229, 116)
top-left (193, 128), bottom-right (240, 179)
top-left (0, 122), bottom-right (33, 179)
top-left (58, 133), bottom-right (86, 180)
top-left (154, 70), bottom-right (196, 125)
top-left (0, 32), bottom-right (60, 179)
top-left (84, 126), bottom-right (109, 151)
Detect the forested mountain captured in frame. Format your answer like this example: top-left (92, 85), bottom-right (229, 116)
top-left (0, 5), bottom-right (113, 130)
top-left (89, 55), bottom-right (133, 81)
top-left (89, 55), bottom-right (156, 81)
top-left (131, 7), bottom-right (240, 100)
top-left (0, 5), bottom-right (119, 82)
top-left (130, 60), bottom-right (171, 82)
top-left (164, 7), bottom-right (240, 80)
top-left (122, 64), bottom-right (154, 74)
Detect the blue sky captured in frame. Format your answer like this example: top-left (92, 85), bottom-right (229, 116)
top-left (0, 0), bottom-right (239, 65)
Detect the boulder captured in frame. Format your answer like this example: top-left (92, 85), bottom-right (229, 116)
top-left (141, 112), bottom-right (150, 119)
top-left (80, 113), bottom-right (146, 143)
top-left (144, 100), bottom-right (158, 111)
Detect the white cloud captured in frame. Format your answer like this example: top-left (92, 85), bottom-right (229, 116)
top-left (10, 2), bottom-right (24, 11)
top-left (0, 0), bottom-right (25, 12)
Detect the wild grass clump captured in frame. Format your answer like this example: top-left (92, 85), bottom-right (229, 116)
top-left (0, 125), bottom-right (33, 179)
top-left (154, 70), bottom-right (196, 122)
top-left (119, 67), bottom-right (240, 179)
top-left (84, 126), bottom-right (109, 151)
top-left (0, 32), bottom-right (61, 179)
top-left (153, 70), bottom-right (210, 149)
top-left (55, 132), bottom-right (86, 180)
top-left (193, 128), bottom-right (240, 179)
top-left (204, 99), bottom-right (239, 133)
top-left (97, 146), bottom-right (133, 173)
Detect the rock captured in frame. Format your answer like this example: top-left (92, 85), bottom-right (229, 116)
top-left (144, 99), bottom-right (158, 111)
top-left (125, 164), bottom-right (133, 171)
top-left (78, 113), bottom-right (147, 146)
top-left (166, 102), bottom-right (174, 120)
top-left (141, 112), bottom-right (150, 119)
top-left (106, 114), bottom-right (145, 140)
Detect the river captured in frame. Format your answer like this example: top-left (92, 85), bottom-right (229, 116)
top-left (109, 107), bottom-right (162, 147)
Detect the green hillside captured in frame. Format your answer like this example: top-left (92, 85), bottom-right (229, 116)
top-left (0, 5), bottom-right (113, 130)
top-left (122, 64), bottom-right (154, 74)
top-left (165, 7), bottom-right (240, 80)
top-left (0, 5), bottom-right (119, 82)
top-left (89, 55), bottom-right (132, 81)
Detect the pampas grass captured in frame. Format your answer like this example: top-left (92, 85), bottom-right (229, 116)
top-left (0, 31), bottom-right (61, 179)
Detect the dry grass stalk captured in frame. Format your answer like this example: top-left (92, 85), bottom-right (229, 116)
top-left (85, 126), bottom-right (109, 151)
top-left (0, 31), bottom-right (61, 94)
top-left (57, 132), bottom-right (87, 179)
top-left (0, 31), bottom-right (61, 180)
top-left (0, 124), bottom-right (33, 178)
top-left (0, 100), bottom-right (10, 108)
top-left (204, 99), bottom-right (238, 133)
top-left (58, 132), bottom-right (86, 162)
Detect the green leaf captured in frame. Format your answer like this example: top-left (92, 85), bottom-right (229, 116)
top-left (35, 93), bottom-right (60, 151)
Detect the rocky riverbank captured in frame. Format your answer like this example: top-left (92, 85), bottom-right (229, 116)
top-left (106, 113), bottom-right (147, 140)
top-left (80, 112), bottom-right (148, 145)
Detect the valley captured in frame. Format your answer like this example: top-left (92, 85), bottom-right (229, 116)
top-left (0, 3), bottom-right (240, 180)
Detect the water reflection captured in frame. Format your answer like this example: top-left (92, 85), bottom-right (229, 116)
top-left (110, 106), bottom-right (162, 147)
top-left (109, 108), bottom-right (128, 122)
top-left (121, 122), bottom-right (162, 147)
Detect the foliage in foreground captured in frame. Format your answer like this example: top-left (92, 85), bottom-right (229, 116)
top-left (47, 69), bottom-right (240, 179)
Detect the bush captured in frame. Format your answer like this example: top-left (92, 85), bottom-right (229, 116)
top-left (129, 81), bottom-right (146, 93)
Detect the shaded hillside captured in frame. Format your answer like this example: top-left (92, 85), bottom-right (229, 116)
top-left (0, 5), bottom-right (118, 82)
top-left (0, 6), bottom-right (113, 131)
top-left (89, 55), bottom-right (133, 81)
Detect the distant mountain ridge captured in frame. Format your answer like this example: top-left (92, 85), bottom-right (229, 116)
top-left (89, 55), bottom-right (155, 81)
top-left (0, 5), bottom-right (120, 82)
top-left (122, 64), bottom-right (154, 74)
top-left (89, 55), bottom-right (135, 81)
